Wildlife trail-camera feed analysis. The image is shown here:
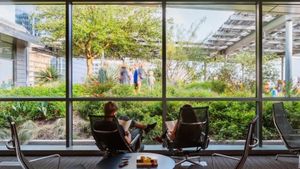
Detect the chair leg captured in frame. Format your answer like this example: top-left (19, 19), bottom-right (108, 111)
top-left (211, 153), bottom-right (240, 169)
top-left (0, 154), bottom-right (61, 168)
top-left (29, 154), bottom-right (61, 169)
top-left (175, 155), bottom-right (207, 167)
top-left (298, 154), bottom-right (300, 169)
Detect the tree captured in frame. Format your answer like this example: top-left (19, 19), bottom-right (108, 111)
top-left (35, 5), bottom-right (161, 77)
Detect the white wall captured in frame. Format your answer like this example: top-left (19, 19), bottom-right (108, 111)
top-left (0, 5), bottom-right (16, 23)
top-left (0, 58), bottom-right (13, 87)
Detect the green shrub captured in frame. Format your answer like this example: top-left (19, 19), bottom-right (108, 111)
top-left (34, 102), bottom-right (65, 120)
top-left (111, 85), bottom-right (134, 97)
top-left (1, 80), bottom-right (299, 142)
top-left (0, 83), bottom-right (65, 97)
top-left (84, 79), bottom-right (115, 97)
top-left (211, 80), bottom-right (227, 93)
top-left (74, 101), bottom-right (104, 120)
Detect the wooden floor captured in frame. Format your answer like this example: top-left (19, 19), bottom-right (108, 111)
top-left (0, 155), bottom-right (299, 169)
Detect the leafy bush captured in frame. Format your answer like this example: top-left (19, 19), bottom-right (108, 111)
top-left (210, 80), bottom-right (227, 93)
top-left (0, 83), bottom-right (65, 97)
top-left (84, 79), bottom-right (115, 97)
top-left (1, 80), bottom-right (300, 143)
top-left (111, 85), bottom-right (134, 97)
top-left (74, 101), bottom-right (104, 120)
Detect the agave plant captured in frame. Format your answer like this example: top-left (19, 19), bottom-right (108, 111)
top-left (36, 66), bottom-right (60, 84)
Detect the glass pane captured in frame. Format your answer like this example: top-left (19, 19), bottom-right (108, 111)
top-left (263, 101), bottom-right (300, 143)
top-left (166, 4), bottom-right (256, 97)
top-left (0, 101), bottom-right (66, 146)
top-left (0, 4), bottom-right (66, 97)
top-left (263, 4), bottom-right (300, 97)
top-left (167, 101), bottom-right (256, 142)
top-left (72, 5), bottom-right (162, 97)
top-left (73, 101), bottom-right (162, 145)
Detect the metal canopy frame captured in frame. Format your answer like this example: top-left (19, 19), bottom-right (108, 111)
top-left (0, 0), bottom-right (300, 150)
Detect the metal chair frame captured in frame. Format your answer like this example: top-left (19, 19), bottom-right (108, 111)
top-left (0, 117), bottom-right (61, 169)
top-left (212, 116), bottom-right (259, 169)
top-left (273, 102), bottom-right (300, 169)
top-left (165, 106), bottom-right (210, 168)
top-left (89, 115), bottom-right (142, 156)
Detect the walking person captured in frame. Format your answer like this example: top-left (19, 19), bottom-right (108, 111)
top-left (119, 65), bottom-right (130, 84)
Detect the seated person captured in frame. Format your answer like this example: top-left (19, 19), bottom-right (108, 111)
top-left (154, 104), bottom-right (196, 142)
top-left (95, 101), bottom-right (156, 144)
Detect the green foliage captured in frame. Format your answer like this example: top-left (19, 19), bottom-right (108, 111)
top-left (110, 85), bottom-right (134, 97)
top-left (1, 81), bottom-right (300, 143)
top-left (34, 102), bottom-right (65, 120)
top-left (36, 67), bottom-right (61, 84)
top-left (84, 79), bottom-right (115, 97)
top-left (74, 101), bottom-right (162, 143)
top-left (166, 101), bottom-right (256, 140)
top-left (210, 81), bottom-right (227, 94)
top-left (0, 100), bottom-right (65, 139)
top-left (75, 101), bottom-right (104, 120)
top-left (0, 83), bottom-right (65, 97)
top-left (35, 5), bottom-right (162, 76)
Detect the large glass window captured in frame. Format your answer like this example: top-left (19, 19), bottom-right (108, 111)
top-left (1, 1), bottom-right (300, 150)
top-left (166, 4), bottom-right (256, 97)
top-left (263, 101), bottom-right (300, 143)
top-left (0, 101), bottom-right (66, 146)
top-left (167, 101), bottom-right (256, 142)
top-left (72, 4), bottom-right (162, 97)
top-left (73, 101), bottom-right (162, 144)
top-left (0, 35), bottom-right (14, 89)
top-left (263, 4), bottom-right (300, 97)
top-left (0, 4), bottom-right (66, 97)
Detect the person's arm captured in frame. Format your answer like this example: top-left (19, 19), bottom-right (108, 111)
top-left (124, 131), bottom-right (132, 144)
top-left (168, 121), bottom-right (178, 141)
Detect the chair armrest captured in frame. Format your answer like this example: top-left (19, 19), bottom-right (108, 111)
top-left (129, 133), bottom-right (141, 147)
top-left (166, 132), bottom-right (174, 144)
top-left (5, 140), bottom-right (14, 150)
top-left (250, 137), bottom-right (259, 148)
top-left (181, 120), bottom-right (207, 126)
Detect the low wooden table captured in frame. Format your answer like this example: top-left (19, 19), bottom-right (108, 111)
top-left (96, 152), bottom-right (175, 169)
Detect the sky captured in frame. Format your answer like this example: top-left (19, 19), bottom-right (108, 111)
top-left (167, 8), bottom-right (233, 42)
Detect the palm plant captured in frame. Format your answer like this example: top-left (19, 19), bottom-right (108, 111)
top-left (36, 66), bottom-right (60, 84)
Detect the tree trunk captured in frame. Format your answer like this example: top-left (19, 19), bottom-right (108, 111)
top-left (203, 62), bottom-right (207, 81)
top-left (86, 55), bottom-right (94, 78)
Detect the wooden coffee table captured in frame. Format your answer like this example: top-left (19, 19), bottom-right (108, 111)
top-left (96, 152), bottom-right (175, 169)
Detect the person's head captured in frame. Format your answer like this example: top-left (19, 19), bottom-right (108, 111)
top-left (181, 104), bottom-right (197, 123)
top-left (149, 70), bottom-right (154, 76)
top-left (104, 101), bottom-right (118, 116)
